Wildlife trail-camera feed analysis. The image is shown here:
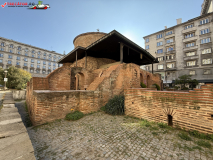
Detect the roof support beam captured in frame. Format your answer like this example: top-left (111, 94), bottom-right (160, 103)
top-left (76, 51), bottom-right (77, 67)
top-left (120, 43), bottom-right (124, 63)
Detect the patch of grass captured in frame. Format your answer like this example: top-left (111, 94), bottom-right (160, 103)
top-left (152, 132), bottom-right (158, 136)
top-left (24, 101), bottom-right (32, 127)
top-left (65, 111), bottom-right (84, 121)
top-left (192, 146), bottom-right (202, 150)
top-left (196, 140), bottom-right (211, 148)
top-left (178, 132), bottom-right (192, 141)
top-left (189, 130), bottom-right (213, 141)
top-left (150, 126), bottom-right (159, 131)
top-left (140, 120), bottom-right (151, 127)
top-left (100, 106), bottom-right (106, 112)
top-left (158, 122), bottom-right (168, 128)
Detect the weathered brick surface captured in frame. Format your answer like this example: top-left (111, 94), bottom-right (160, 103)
top-left (125, 84), bottom-right (213, 134)
top-left (73, 32), bottom-right (106, 48)
top-left (28, 90), bottom-right (102, 125)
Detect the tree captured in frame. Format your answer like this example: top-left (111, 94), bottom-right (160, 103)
top-left (0, 66), bottom-right (31, 89)
top-left (175, 74), bottom-right (199, 90)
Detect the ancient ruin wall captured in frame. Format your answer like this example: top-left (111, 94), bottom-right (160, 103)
top-left (125, 84), bottom-right (213, 134)
top-left (73, 32), bottom-right (106, 48)
top-left (30, 90), bottom-right (102, 125)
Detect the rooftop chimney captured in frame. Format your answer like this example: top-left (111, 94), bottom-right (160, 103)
top-left (176, 18), bottom-right (182, 25)
top-left (165, 26), bottom-right (167, 29)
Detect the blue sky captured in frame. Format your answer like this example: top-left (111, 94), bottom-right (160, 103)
top-left (0, 0), bottom-right (203, 55)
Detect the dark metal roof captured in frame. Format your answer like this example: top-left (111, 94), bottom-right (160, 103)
top-left (58, 30), bottom-right (158, 65)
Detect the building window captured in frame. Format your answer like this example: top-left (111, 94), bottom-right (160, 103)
top-left (0, 54), bottom-right (3, 57)
top-left (54, 55), bottom-right (56, 58)
top-left (38, 56), bottom-right (40, 59)
top-left (49, 58), bottom-right (51, 61)
top-left (0, 48), bottom-right (4, 51)
top-left (1, 42), bottom-right (5, 47)
top-left (32, 50), bottom-right (35, 53)
top-left (43, 61), bottom-right (46, 65)
top-left (158, 64), bottom-right (164, 69)
top-left (36, 70), bottom-right (40, 73)
top-left (185, 24), bottom-right (193, 29)
top-left (204, 69), bottom-right (211, 75)
top-left (53, 67), bottom-right (55, 70)
top-left (17, 56), bottom-right (20, 60)
top-left (9, 44), bottom-right (13, 48)
top-left (0, 59), bottom-right (2, 63)
top-left (42, 70), bottom-right (46, 74)
top-left (30, 69), bottom-right (34, 73)
top-left (157, 49), bottom-right (163, 53)
top-left (166, 38), bottom-right (173, 43)
top-left (49, 54), bottom-right (51, 57)
top-left (186, 51), bottom-right (195, 56)
top-left (145, 38), bottom-right (149, 43)
top-left (18, 46), bottom-right (21, 50)
top-left (31, 64), bottom-right (34, 67)
top-left (53, 63), bottom-right (56, 66)
top-left (24, 63), bottom-right (27, 66)
top-left (146, 45), bottom-right (149, 49)
top-left (200, 28), bottom-right (209, 35)
top-left (186, 42), bottom-right (195, 47)
top-left (185, 33), bottom-right (194, 39)
top-left (166, 31), bottom-right (173, 36)
top-left (44, 53), bottom-right (46, 56)
top-left (167, 63), bottom-right (175, 68)
top-left (157, 42), bottom-right (163, 46)
top-left (201, 38), bottom-right (211, 44)
top-left (186, 61), bottom-right (196, 66)
top-left (157, 57), bottom-right (164, 61)
top-left (17, 51), bottom-right (21, 54)
top-left (48, 62), bottom-right (51, 66)
top-left (189, 71), bottom-right (195, 75)
top-left (32, 54), bottom-right (34, 57)
top-left (37, 65), bottom-right (40, 68)
top-left (48, 66), bottom-right (51, 69)
top-left (166, 47), bottom-right (174, 52)
top-left (24, 58), bottom-right (28, 62)
top-left (157, 34), bottom-right (163, 39)
top-left (9, 50), bottom-right (13, 53)
top-left (25, 48), bottom-right (28, 52)
top-left (16, 62), bottom-right (20, 65)
top-left (44, 56), bottom-right (46, 60)
top-left (202, 58), bottom-right (212, 64)
top-left (37, 60), bottom-right (40, 64)
top-left (31, 59), bottom-right (34, 63)
top-left (8, 55), bottom-right (12, 59)
top-left (202, 48), bottom-right (211, 54)
top-left (25, 53), bottom-right (28, 56)
top-left (166, 55), bottom-right (174, 60)
top-left (200, 18), bottom-right (209, 25)
top-left (38, 51), bottom-right (41, 55)
top-left (43, 66), bottom-right (46, 69)
top-left (8, 60), bottom-right (12, 64)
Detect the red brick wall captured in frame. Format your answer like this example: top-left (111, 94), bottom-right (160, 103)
top-left (125, 84), bottom-right (213, 134)
top-left (30, 90), bottom-right (102, 125)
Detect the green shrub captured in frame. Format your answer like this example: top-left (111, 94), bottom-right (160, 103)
top-left (196, 140), bottom-right (211, 148)
top-left (178, 132), bottom-right (192, 141)
top-left (100, 106), bottom-right (106, 111)
top-left (140, 82), bottom-right (147, 88)
top-left (188, 130), bottom-right (213, 141)
top-left (104, 95), bottom-right (124, 115)
top-left (140, 120), bottom-right (151, 127)
top-left (154, 83), bottom-right (160, 90)
top-left (65, 111), bottom-right (84, 121)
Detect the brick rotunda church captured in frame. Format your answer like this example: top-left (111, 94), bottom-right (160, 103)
top-left (26, 30), bottom-right (162, 125)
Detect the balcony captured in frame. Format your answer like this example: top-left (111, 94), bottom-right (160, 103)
top-left (165, 42), bottom-right (175, 47)
top-left (183, 55), bottom-right (199, 61)
top-left (182, 27), bottom-right (197, 34)
top-left (23, 66), bottom-right (28, 69)
top-left (183, 45), bottom-right (198, 52)
top-left (165, 33), bottom-right (175, 39)
top-left (166, 50), bottom-right (176, 54)
top-left (183, 36), bottom-right (197, 43)
top-left (166, 58), bottom-right (176, 62)
top-left (15, 65), bottom-right (21, 68)
top-left (166, 67), bottom-right (177, 71)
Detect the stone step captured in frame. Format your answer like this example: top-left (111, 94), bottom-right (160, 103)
top-left (0, 122), bottom-right (26, 138)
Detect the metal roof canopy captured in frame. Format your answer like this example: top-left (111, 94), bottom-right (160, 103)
top-left (58, 30), bottom-right (158, 65)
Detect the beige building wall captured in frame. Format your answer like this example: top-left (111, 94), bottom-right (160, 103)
top-left (143, 13), bottom-right (213, 87)
top-left (0, 37), bottom-right (64, 77)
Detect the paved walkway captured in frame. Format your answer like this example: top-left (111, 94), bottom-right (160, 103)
top-left (28, 112), bottom-right (213, 160)
top-left (0, 91), bottom-right (35, 160)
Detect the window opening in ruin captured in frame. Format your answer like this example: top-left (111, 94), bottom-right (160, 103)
top-left (168, 115), bottom-right (173, 126)
top-left (211, 115), bottom-right (213, 118)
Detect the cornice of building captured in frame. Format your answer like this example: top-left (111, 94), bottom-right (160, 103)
top-left (0, 36), bottom-right (63, 56)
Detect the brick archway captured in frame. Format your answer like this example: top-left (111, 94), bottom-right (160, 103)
top-left (75, 72), bottom-right (85, 90)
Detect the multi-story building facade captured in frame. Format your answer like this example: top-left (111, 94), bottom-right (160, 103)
top-left (143, 12), bottom-right (213, 88)
top-left (0, 37), bottom-right (63, 77)
top-left (201, 0), bottom-right (213, 15)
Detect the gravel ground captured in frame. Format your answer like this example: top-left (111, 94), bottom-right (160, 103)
top-left (23, 111), bottom-right (213, 160)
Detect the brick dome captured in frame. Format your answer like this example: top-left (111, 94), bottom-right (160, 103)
top-left (73, 32), bottom-right (107, 48)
